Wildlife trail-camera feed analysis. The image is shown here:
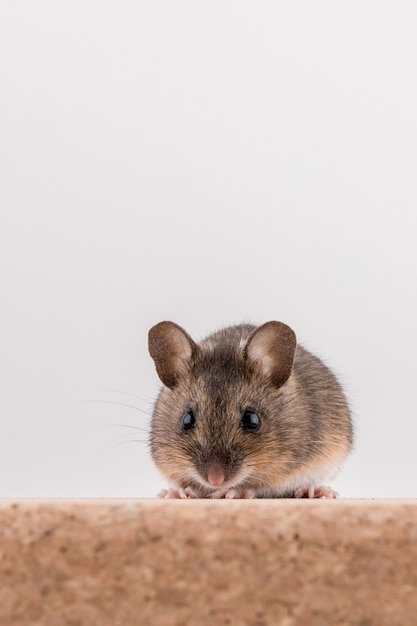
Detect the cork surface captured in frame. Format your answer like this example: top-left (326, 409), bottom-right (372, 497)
top-left (0, 499), bottom-right (416, 626)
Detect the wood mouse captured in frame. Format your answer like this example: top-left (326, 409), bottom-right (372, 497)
top-left (148, 320), bottom-right (353, 499)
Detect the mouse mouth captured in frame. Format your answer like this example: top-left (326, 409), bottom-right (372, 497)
top-left (195, 461), bottom-right (251, 492)
top-left (191, 448), bottom-right (249, 492)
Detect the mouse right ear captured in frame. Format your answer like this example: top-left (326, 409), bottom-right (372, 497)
top-left (245, 321), bottom-right (297, 388)
top-left (148, 321), bottom-right (197, 389)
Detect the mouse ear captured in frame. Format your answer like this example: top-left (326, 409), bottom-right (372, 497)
top-left (148, 321), bottom-right (197, 389)
top-left (245, 321), bottom-right (297, 387)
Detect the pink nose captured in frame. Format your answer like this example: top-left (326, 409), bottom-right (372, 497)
top-left (207, 464), bottom-right (225, 487)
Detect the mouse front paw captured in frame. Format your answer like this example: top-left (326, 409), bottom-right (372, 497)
top-left (210, 487), bottom-right (255, 499)
top-left (294, 485), bottom-right (338, 499)
top-left (157, 486), bottom-right (198, 499)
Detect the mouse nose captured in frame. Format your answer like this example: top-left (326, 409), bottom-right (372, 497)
top-left (206, 463), bottom-right (225, 487)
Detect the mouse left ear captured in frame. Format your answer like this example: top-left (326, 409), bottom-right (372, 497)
top-left (148, 321), bottom-right (197, 389)
top-left (245, 321), bottom-right (297, 387)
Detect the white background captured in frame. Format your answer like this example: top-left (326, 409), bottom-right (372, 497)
top-left (1, 1), bottom-right (416, 498)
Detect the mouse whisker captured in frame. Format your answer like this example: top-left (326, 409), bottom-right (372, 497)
top-left (77, 399), bottom-right (152, 416)
top-left (102, 389), bottom-right (152, 403)
top-left (104, 438), bottom-right (149, 451)
top-left (113, 423), bottom-right (150, 433)
top-left (124, 439), bottom-right (149, 444)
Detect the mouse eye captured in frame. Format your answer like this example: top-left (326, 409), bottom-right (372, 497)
top-left (182, 410), bottom-right (196, 431)
top-left (240, 409), bottom-right (261, 432)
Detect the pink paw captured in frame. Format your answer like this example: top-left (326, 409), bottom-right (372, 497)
top-left (294, 485), bottom-right (338, 499)
top-left (157, 487), bottom-right (197, 499)
top-left (210, 487), bottom-right (255, 499)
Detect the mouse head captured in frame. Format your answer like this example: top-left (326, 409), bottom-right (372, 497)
top-left (148, 321), bottom-right (297, 494)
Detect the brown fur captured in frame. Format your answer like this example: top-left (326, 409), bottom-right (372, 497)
top-left (148, 321), bottom-right (353, 498)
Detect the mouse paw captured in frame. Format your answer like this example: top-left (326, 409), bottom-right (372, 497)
top-left (210, 487), bottom-right (255, 499)
top-left (294, 485), bottom-right (338, 499)
top-left (226, 488), bottom-right (255, 499)
top-left (157, 486), bottom-right (198, 499)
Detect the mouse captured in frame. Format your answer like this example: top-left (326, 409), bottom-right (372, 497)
top-left (148, 320), bottom-right (353, 499)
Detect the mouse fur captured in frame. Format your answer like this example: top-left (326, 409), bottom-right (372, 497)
top-left (148, 321), bottom-right (353, 499)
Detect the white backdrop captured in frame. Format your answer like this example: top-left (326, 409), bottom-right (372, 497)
top-left (1, 1), bottom-right (416, 498)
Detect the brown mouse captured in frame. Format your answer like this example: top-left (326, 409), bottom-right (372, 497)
top-left (148, 320), bottom-right (353, 499)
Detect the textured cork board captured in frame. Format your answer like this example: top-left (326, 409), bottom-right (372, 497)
top-left (0, 499), bottom-right (416, 626)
